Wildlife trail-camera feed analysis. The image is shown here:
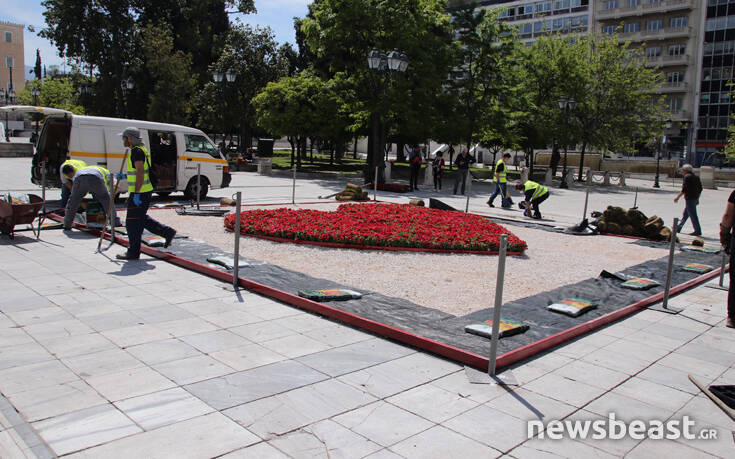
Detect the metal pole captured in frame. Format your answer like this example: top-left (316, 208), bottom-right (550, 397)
top-left (633, 187), bottom-right (638, 209)
top-left (719, 250), bottom-right (727, 288)
top-left (373, 166), bottom-right (378, 201)
top-left (39, 160), bottom-right (46, 238)
top-left (488, 234), bottom-right (508, 377)
top-left (654, 146), bottom-right (661, 188)
top-left (662, 217), bottom-right (679, 310)
top-left (582, 187), bottom-right (589, 221)
top-left (233, 191), bottom-right (241, 290)
top-left (465, 170), bottom-right (471, 213)
top-left (196, 164), bottom-right (201, 210)
top-left (292, 162), bottom-right (296, 205)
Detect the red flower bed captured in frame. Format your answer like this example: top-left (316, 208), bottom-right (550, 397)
top-left (224, 203), bottom-right (527, 253)
top-left (363, 183), bottom-right (410, 193)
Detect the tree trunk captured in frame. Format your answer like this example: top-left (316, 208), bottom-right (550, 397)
top-left (550, 140), bottom-right (561, 176)
top-left (330, 145), bottom-right (334, 165)
top-left (578, 142), bottom-right (587, 182)
top-left (296, 137), bottom-right (302, 168)
top-left (353, 135), bottom-right (358, 159)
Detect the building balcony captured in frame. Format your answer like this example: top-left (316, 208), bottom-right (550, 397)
top-left (653, 81), bottom-right (689, 93)
top-left (666, 109), bottom-right (690, 121)
top-left (619, 26), bottom-right (693, 42)
top-left (644, 54), bottom-right (691, 66)
top-left (597, 0), bottom-right (693, 20)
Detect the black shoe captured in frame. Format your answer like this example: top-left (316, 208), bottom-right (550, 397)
top-left (689, 231), bottom-right (701, 236)
top-left (116, 253), bottom-right (140, 261)
top-left (487, 201), bottom-right (495, 208)
top-left (164, 230), bottom-right (176, 248)
top-left (532, 214), bottom-right (542, 220)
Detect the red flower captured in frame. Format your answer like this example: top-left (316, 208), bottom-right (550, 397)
top-left (223, 203), bottom-right (528, 253)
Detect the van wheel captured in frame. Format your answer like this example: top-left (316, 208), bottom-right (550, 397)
top-left (184, 177), bottom-right (209, 200)
top-left (156, 192), bottom-right (171, 198)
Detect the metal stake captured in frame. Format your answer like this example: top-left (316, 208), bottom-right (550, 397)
top-left (233, 191), bottom-right (241, 290)
top-left (657, 217), bottom-right (682, 314)
top-left (465, 170), bottom-right (471, 213)
top-left (488, 234), bottom-right (507, 377)
top-left (582, 187), bottom-right (589, 221)
top-left (633, 187), bottom-right (638, 209)
top-left (373, 166), bottom-right (378, 201)
top-left (292, 162), bottom-right (296, 205)
top-left (196, 164), bottom-right (201, 210)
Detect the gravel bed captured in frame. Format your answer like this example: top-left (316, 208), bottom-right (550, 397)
top-left (140, 205), bottom-right (669, 317)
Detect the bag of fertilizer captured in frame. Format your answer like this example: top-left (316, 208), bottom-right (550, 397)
top-left (547, 298), bottom-right (598, 317)
top-left (298, 289), bottom-right (363, 301)
top-left (682, 263), bottom-right (713, 274)
top-left (464, 319), bottom-right (529, 339)
top-left (620, 278), bottom-right (660, 290)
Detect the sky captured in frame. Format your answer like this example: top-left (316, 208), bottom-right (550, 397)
top-left (1, 0), bottom-right (310, 75)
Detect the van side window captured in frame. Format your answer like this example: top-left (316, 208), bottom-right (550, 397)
top-left (185, 134), bottom-right (220, 158)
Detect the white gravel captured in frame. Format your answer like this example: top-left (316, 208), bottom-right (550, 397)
top-left (142, 205), bottom-right (669, 317)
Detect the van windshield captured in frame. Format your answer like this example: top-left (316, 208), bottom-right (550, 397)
top-left (185, 134), bottom-right (220, 159)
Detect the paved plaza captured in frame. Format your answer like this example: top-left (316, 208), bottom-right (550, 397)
top-left (0, 158), bottom-right (733, 458)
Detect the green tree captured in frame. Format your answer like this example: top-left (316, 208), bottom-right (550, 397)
top-left (34, 50), bottom-right (42, 81)
top-left (17, 78), bottom-right (85, 114)
top-left (302, 0), bottom-right (454, 179)
top-left (140, 24), bottom-right (196, 124)
top-left (448, 4), bottom-right (519, 155)
top-left (196, 24), bottom-right (287, 147)
top-left (253, 71), bottom-right (325, 167)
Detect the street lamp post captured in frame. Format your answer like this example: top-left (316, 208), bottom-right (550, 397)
top-left (120, 77), bottom-right (134, 118)
top-left (367, 49), bottom-right (409, 182)
top-left (0, 88), bottom-right (15, 142)
top-left (558, 96), bottom-right (577, 189)
top-left (213, 68), bottom-right (236, 148)
top-left (680, 120), bottom-right (691, 165)
top-left (30, 87), bottom-right (41, 140)
top-left (654, 119), bottom-right (672, 189)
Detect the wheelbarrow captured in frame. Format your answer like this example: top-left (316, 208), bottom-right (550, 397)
top-left (0, 194), bottom-right (45, 239)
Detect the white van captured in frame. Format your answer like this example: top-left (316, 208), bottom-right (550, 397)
top-left (1, 106), bottom-right (230, 199)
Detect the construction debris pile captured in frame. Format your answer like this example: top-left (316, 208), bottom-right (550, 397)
top-left (595, 206), bottom-right (672, 241)
top-left (335, 183), bottom-right (369, 201)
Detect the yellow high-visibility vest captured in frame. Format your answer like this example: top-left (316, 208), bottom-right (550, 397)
top-left (87, 165), bottom-right (112, 189)
top-left (127, 146), bottom-right (154, 193)
top-left (61, 159), bottom-right (87, 180)
top-left (495, 159), bottom-right (507, 183)
top-left (524, 180), bottom-right (548, 200)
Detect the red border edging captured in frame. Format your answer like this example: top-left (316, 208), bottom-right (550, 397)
top-left (51, 213), bottom-right (727, 372)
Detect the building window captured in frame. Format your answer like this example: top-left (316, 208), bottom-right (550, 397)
top-left (647, 19), bottom-right (663, 31)
top-left (703, 42), bottom-right (713, 55)
top-left (719, 92), bottom-right (731, 104)
top-left (668, 44), bottom-right (685, 56)
top-left (5, 57), bottom-right (13, 68)
top-left (499, 8), bottom-right (515, 19)
top-left (604, 0), bottom-right (618, 9)
top-left (624, 22), bottom-right (640, 33)
top-left (666, 72), bottom-right (681, 83)
top-left (4, 32), bottom-right (11, 43)
top-left (625, 0), bottom-right (641, 6)
top-left (667, 97), bottom-right (682, 111)
top-left (536, 2), bottom-right (553, 14)
top-left (722, 67), bottom-right (732, 80)
top-left (647, 0), bottom-right (663, 4)
top-left (602, 25), bottom-right (617, 34)
top-left (700, 93), bottom-right (710, 104)
top-left (554, 0), bottom-right (570, 10)
top-left (518, 4), bottom-right (534, 17)
top-left (519, 22), bottom-right (533, 36)
top-left (645, 46), bottom-right (662, 57)
top-left (670, 17), bottom-right (687, 28)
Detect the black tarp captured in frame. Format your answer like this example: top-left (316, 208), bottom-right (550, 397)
top-left (162, 234), bottom-right (724, 359)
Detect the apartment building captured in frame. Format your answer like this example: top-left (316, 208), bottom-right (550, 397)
top-left (0, 21), bottom-right (24, 95)
top-left (452, 0), bottom-right (709, 161)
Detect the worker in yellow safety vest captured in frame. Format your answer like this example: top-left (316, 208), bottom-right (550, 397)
top-left (487, 153), bottom-right (512, 208)
top-left (115, 127), bottom-right (176, 261)
top-left (514, 180), bottom-right (549, 220)
top-left (59, 159), bottom-right (87, 207)
top-left (62, 165), bottom-right (113, 230)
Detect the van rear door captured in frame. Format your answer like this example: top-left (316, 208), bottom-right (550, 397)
top-left (32, 115), bottom-right (72, 187)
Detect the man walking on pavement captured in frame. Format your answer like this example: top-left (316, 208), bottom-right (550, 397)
top-left (62, 165), bottom-right (113, 231)
top-left (674, 164), bottom-right (703, 236)
top-left (453, 149), bottom-right (476, 195)
top-left (487, 153), bottom-right (511, 208)
top-left (59, 158), bottom-right (87, 208)
top-left (116, 127), bottom-right (176, 261)
top-left (515, 179), bottom-right (549, 220)
top-left (718, 190), bottom-right (735, 328)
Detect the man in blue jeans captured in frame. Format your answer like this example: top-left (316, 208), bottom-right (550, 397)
top-left (116, 127), bottom-right (176, 261)
top-left (674, 164), bottom-right (702, 236)
top-left (487, 153), bottom-right (511, 208)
